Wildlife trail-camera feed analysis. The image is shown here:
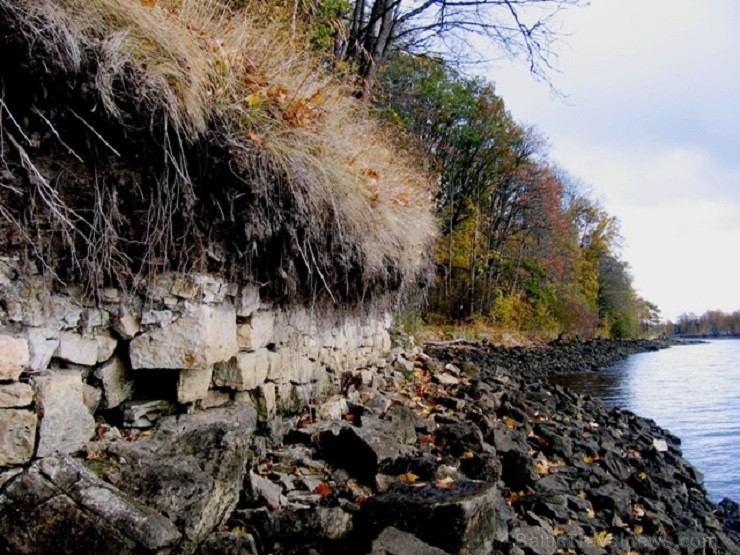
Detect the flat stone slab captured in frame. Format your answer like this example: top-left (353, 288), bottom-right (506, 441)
top-left (34, 369), bottom-right (95, 457)
top-left (0, 454), bottom-right (180, 553)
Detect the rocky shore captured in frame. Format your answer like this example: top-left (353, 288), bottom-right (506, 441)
top-left (2, 339), bottom-right (738, 554)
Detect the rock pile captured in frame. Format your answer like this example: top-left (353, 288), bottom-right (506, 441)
top-left (1, 340), bottom-right (738, 554)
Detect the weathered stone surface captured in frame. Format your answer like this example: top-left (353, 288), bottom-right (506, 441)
top-left (104, 405), bottom-right (257, 551)
top-left (95, 333), bottom-right (118, 363)
top-left (0, 409), bottom-right (37, 466)
top-left (0, 455), bottom-right (181, 553)
top-left (130, 303), bottom-right (237, 370)
top-left (82, 384), bottom-right (102, 414)
top-left (214, 350), bottom-right (269, 391)
top-left (0, 382), bottom-right (34, 408)
top-left (111, 305), bottom-right (140, 340)
top-left (120, 399), bottom-right (173, 428)
top-left (237, 310), bottom-right (274, 350)
top-left (511, 525), bottom-right (557, 555)
top-left (0, 334), bottom-right (29, 381)
top-left (370, 526), bottom-right (451, 555)
top-left (195, 531), bottom-right (259, 555)
top-left (236, 285), bottom-right (261, 318)
top-left (95, 357), bottom-right (134, 409)
top-left (200, 389), bottom-right (231, 409)
top-left (177, 365), bottom-right (214, 403)
top-left (26, 328), bottom-right (59, 373)
top-left (34, 370), bottom-right (95, 457)
top-left (55, 331), bottom-right (98, 366)
top-left (363, 481), bottom-right (498, 555)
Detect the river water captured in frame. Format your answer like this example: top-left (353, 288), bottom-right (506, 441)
top-left (549, 339), bottom-right (740, 503)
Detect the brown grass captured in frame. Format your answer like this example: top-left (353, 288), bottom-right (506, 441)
top-left (0, 0), bottom-right (436, 303)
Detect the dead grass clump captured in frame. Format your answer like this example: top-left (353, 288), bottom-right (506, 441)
top-left (0, 0), bottom-right (437, 304)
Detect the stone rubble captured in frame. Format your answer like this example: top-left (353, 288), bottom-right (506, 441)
top-left (0, 259), bottom-right (737, 554)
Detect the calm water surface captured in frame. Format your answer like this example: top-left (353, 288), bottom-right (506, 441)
top-left (550, 339), bottom-right (740, 502)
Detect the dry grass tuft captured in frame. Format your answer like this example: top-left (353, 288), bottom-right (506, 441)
top-left (0, 0), bottom-right (436, 303)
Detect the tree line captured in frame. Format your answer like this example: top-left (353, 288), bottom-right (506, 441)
top-left (664, 310), bottom-right (740, 337)
top-left (297, 0), bottom-right (653, 338)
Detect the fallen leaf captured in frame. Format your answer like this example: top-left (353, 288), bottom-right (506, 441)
top-left (582, 455), bottom-right (595, 464)
top-left (586, 509), bottom-right (596, 519)
top-left (434, 477), bottom-right (455, 490)
top-left (633, 524), bottom-right (643, 535)
top-left (503, 417), bottom-right (516, 429)
top-left (315, 482), bottom-right (333, 497)
top-left (593, 530), bottom-right (613, 547)
top-left (553, 526), bottom-right (565, 537)
top-left (398, 471), bottom-right (419, 483)
top-left (460, 451), bottom-right (474, 460)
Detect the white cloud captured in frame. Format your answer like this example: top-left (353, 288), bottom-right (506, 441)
top-left (486, 0), bottom-right (740, 319)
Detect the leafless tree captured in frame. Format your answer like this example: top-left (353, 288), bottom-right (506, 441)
top-left (336, 0), bottom-right (585, 96)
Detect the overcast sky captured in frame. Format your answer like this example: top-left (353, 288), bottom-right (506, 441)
top-left (488, 0), bottom-right (740, 321)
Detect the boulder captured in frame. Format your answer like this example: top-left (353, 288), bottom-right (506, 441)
top-left (362, 480), bottom-right (498, 555)
top-left (34, 369), bottom-right (95, 457)
top-left (130, 303), bottom-right (237, 370)
top-left (104, 405), bottom-right (257, 551)
top-left (0, 382), bottom-right (34, 408)
top-left (55, 331), bottom-right (98, 366)
top-left (0, 409), bottom-right (37, 466)
top-left (0, 334), bottom-right (29, 381)
top-left (0, 455), bottom-right (181, 553)
top-left (510, 525), bottom-right (557, 555)
top-left (95, 357), bottom-right (134, 409)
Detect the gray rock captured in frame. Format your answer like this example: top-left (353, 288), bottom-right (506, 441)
top-left (95, 333), bottom-right (118, 363)
top-left (370, 526), bottom-right (451, 555)
top-left (0, 455), bottom-right (181, 553)
top-left (363, 480), bottom-right (498, 555)
top-left (82, 384), bottom-right (102, 414)
top-left (111, 305), bottom-right (141, 340)
top-left (130, 303), bottom-right (237, 370)
top-left (214, 349), bottom-right (269, 391)
top-left (0, 409), bottom-right (37, 466)
top-left (247, 470), bottom-right (285, 507)
top-left (0, 334), bottom-right (29, 381)
top-left (195, 531), bottom-right (259, 555)
top-left (95, 357), bottom-right (134, 409)
top-left (26, 328), bottom-right (59, 373)
top-left (55, 331), bottom-right (98, 366)
top-left (105, 405), bottom-right (257, 550)
top-left (0, 382), bottom-right (34, 408)
top-left (120, 399), bottom-right (173, 428)
top-left (34, 369), bottom-right (95, 457)
top-left (511, 525), bottom-right (556, 555)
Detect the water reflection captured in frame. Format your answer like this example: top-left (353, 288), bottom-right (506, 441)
top-left (549, 340), bottom-right (740, 502)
